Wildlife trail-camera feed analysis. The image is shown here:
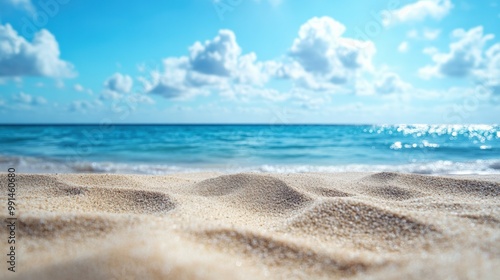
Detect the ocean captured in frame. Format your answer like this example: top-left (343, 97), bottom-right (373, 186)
top-left (0, 124), bottom-right (499, 175)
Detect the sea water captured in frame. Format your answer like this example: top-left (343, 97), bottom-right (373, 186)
top-left (0, 124), bottom-right (499, 174)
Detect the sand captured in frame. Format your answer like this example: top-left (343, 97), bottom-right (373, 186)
top-left (0, 172), bottom-right (499, 279)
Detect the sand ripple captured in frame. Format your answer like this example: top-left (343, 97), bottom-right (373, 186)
top-left (0, 172), bottom-right (499, 279)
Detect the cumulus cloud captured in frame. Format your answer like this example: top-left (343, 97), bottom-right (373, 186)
top-left (234, 53), bottom-right (275, 85)
top-left (383, 0), bottom-right (453, 26)
top-left (12, 92), bottom-right (47, 105)
top-left (221, 84), bottom-right (288, 101)
top-left (104, 73), bottom-right (133, 93)
top-left (398, 41), bottom-right (409, 53)
top-left (100, 90), bottom-right (123, 100)
top-left (419, 26), bottom-right (494, 79)
top-left (141, 29), bottom-right (275, 99)
top-left (100, 72), bottom-right (156, 107)
top-left (354, 71), bottom-right (413, 96)
top-left (69, 99), bottom-right (103, 113)
top-left (130, 17), bottom-right (416, 100)
top-left (73, 84), bottom-right (93, 95)
top-left (142, 57), bottom-right (203, 99)
top-left (374, 72), bottom-right (412, 94)
top-left (140, 17), bottom-right (380, 98)
top-left (189, 30), bottom-right (241, 77)
top-left (419, 26), bottom-right (500, 95)
top-left (285, 16), bottom-right (375, 90)
top-left (0, 24), bottom-right (75, 77)
top-left (290, 17), bottom-right (374, 72)
top-left (423, 47), bottom-right (439, 55)
top-left (476, 43), bottom-right (500, 95)
top-left (187, 29), bottom-right (274, 85)
top-left (74, 84), bottom-right (84, 92)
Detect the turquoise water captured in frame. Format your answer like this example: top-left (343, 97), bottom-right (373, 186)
top-left (0, 124), bottom-right (499, 174)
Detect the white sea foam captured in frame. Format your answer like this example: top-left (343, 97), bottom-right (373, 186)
top-left (1, 155), bottom-right (499, 175)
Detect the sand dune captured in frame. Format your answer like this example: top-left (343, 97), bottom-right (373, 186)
top-left (1, 172), bottom-right (499, 279)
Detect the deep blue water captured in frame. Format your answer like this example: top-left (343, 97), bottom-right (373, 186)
top-left (0, 124), bottom-right (499, 174)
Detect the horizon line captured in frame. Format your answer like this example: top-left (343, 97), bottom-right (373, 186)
top-left (0, 123), bottom-right (498, 126)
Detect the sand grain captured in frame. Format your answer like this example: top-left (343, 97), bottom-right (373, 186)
top-left (1, 172), bottom-right (499, 279)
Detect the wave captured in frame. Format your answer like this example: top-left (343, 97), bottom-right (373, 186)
top-left (1, 155), bottom-right (499, 175)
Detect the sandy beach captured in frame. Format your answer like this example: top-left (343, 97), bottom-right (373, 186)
top-left (1, 172), bottom-right (499, 279)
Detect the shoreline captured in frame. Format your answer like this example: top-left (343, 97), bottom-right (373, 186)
top-left (1, 155), bottom-right (500, 176)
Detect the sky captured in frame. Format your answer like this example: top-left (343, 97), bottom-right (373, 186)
top-left (0, 0), bottom-right (499, 124)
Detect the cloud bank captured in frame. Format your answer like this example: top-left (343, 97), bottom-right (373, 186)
top-left (419, 26), bottom-right (500, 95)
top-left (383, 0), bottom-right (453, 26)
top-left (0, 24), bottom-right (75, 78)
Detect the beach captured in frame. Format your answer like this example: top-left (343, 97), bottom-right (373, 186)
top-left (1, 0), bottom-right (499, 278)
top-left (1, 172), bottom-right (499, 279)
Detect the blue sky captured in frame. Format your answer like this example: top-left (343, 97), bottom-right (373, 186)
top-left (0, 0), bottom-right (499, 124)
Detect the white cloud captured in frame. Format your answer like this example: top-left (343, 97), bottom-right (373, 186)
top-left (234, 53), bottom-right (275, 85)
top-left (419, 26), bottom-right (500, 95)
top-left (290, 17), bottom-right (374, 73)
top-left (383, 0), bottom-right (453, 26)
top-left (74, 84), bottom-right (84, 92)
top-left (69, 99), bottom-right (102, 113)
top-left (221, 84), bottom-right (288, 101)
top-left (300, 98), bottom-right (324, 110)
top-left (142, 29), bottom-right (275, 99)
top-left (0, 24), bottom-right (75, 77)
top-left (354, 70), bottom-right (414, 96)
top-left (100, 90), bottom-right (122, 100)
top-left (143, 56), bottom-right (205, 99)
top-left (407, 28), bottom-right (441, 40)
top-left (189, 30), bottom-right (241, 77)
top-left (1, 0), bottom-right (34, 12)
top-left (100, 73), bottom-right (156, 107)
top-left (13, 92), bottom-right (32, 103)
top-left (398, 41), bottom-right (409, 53)
top-left (104, 73), bottom-right (133, 93)
top-left (187, 30), bottom-right (273, 86)
top-left (12, 92), bottom-right (47, 105)
top-left (374, 72), bottom-right (412, 94)
top-left (423, 29), bottom-right (441, 40)
top-left (286, 17), bottom-right (375, 90)
top-left (407, 29), bottom-right (419, 38)
top-left (125, 17), bottom-right (431, 101)
top-left (293, 92), bottom-right (329, 110)
top-left (139, 17), bottom-right (409, 99)
top-left (476, 43), bottom-right (500, 95)
top-left (419, 26), bottom-right (494, 79)
top-left (74, 83), bottom-right (93, 95)
top-left (423, 47), bottom-right (439, 55)
top-left (36, 96), bottom-right (47, 105)
top-left (127, 94), bottom-right (155, 105)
